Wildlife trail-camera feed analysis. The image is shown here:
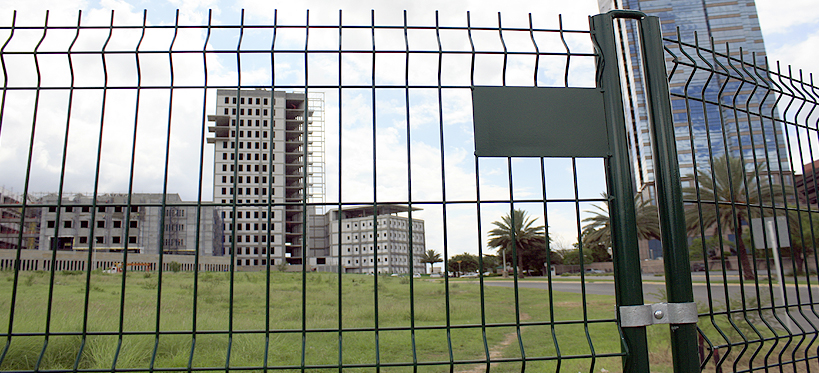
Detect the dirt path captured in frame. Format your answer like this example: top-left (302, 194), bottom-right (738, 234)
top-left (456, 312), bottom-right (530, 373)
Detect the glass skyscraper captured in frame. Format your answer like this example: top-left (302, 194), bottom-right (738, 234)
top-left (598, 0), bottom-right (791, 259)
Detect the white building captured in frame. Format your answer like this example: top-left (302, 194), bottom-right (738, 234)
top-left (324, 206), bottom-right (425, 275)
top-left (207, 89), bottom-right (325, 268)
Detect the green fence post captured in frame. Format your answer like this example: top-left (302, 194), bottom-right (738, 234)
top-left (590, 12), bottom-right (650, 373)
top-left (638, 15), bottom-right (699, 373)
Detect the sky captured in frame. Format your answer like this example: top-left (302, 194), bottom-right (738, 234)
top-left (0, 0), bottom-right (816, 260)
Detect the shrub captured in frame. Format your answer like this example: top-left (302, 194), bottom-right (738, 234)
top-left (169, 261), bottom-right (182, 273)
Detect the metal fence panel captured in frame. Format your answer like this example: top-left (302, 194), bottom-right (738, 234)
top-left (664, 27), bottom-right (819, 372)
top-left (0, 9), bottom-right (630, 373)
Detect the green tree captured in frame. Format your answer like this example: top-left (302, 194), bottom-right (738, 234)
top-left (683, 155), bottom-right (790, 280)
top-left (481, 255), bottom-right (499, 274)
top-left (420, 249), bottom-right (443, 274)
top-left (562, 249), bottom-right (592, 265)
top-left (782, 208), bottom-right (819, 272)
top-left (447, 253), bottom-right (478, 276)
top-left (581, 193), bottom-right (661, 255)
top-left (688, 235), bottom-right (734, 261)
top-left (487, 209), bottom-right (549, 276)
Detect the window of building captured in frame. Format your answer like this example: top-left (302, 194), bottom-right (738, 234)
top-left (263, 131), bottom-right (268, 138)
top-left (262, 154), bottom-right (267, 161)
top-left (63, 221), bottom-right (72, 229)
top-left (222, 164), bottom-right (227, 171)
top-left (79, 236), bottom-right (88, 244)
top-left (224, 97), bottom-right (229, 104)
top-left (113, 221), bottom-right (122, 228)
top-left (96, 236), bottom-right (105, 244)
top-left (224, 108), bottom-right (228, 114)
top-left (65, 206), bottom-right (73, 213)
top-left (255, 120), bottom-right (260, 126)
top-left (240, 109), bottom-right (244, 115)
top-left (232, 108), bottom-right (236, 115)
top-left (129, 236), bottom-right (137, 244)
top-left (47, 220), bottom-right (55, 228)
top-left (239, 153), bottom-right (243, 160)
top-left (223, 153), bottom-right (227, 160)
top-left (80, 220), bottom-right (89, 228)
top-left (112, 236), bottom-right (121, 244)
top-left (262, 142), bottom-right (267, 150)
top-left (130, 221), bottom-right (138, 228)
top-left (263, 120), bottom-right (268, 127)
top-left (97, 221), bottom-right (105, 228)
top-left (48, 206), bottom-right (57, 213)
top-left (263, 109), bottom-right (268, 116)
top-left (255, 109), bottom-right (260, 115)
top-left (82, 206), bottom-right (90, 213)
top-left (256, 98), bottom-right (260, 105)
top-left (232, 97), bottom-right (236, 104)
top-left (241, 97), bottom-right (245, 104)
top-left (239, 131), bottom-right (244, 137)
top-left (263, 98), bottom-right (268, 105)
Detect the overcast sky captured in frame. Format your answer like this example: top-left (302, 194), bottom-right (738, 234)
top-left (0, 0), bottom-right (816, 259)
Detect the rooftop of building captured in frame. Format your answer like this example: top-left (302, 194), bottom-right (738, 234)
top-left (328, 205), bottom-right (422, 220)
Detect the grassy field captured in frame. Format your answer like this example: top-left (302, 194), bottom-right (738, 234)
top-left (0, 270), bottom-right (634, 372)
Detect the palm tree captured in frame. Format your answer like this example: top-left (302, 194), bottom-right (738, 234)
top-left (683, 155), bottom-right (789, 280)
top-left (487, 209), bottom-right (547, 276)
top-left (420, 249), bottom-right (443, 274)
top-left (581, 193), bottom-right (661, 252)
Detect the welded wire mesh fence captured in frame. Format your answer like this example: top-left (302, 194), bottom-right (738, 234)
top-left (664, 32), bottom-right (819, 371)
top-left (2, 7), bottom-right (818, 373)
top-left (0, 9), bottom-right (627, 373)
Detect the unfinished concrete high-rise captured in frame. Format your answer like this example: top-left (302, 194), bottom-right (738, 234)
top-left (208, 90), bottom-right (325, 268)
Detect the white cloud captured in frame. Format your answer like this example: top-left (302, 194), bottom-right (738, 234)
top-left (756, 0), bottom-right (819, 35)
top-left (768, 30), bottom-right (819, 78)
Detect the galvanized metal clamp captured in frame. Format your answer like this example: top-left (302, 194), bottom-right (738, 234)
top-left (619, 302), bottom-right (698, 327)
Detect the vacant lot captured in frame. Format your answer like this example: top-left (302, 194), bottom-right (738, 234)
top-left (0, 270), bottom-right (638, 372)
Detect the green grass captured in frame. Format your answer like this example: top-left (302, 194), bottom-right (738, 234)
top-left (0, 270), bottom-right (628, 372)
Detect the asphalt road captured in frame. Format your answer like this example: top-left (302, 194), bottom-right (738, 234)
top-left (481, 274), bottom-right (819, 332)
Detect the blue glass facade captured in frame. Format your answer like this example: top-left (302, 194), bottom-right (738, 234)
top-left (599, 0), bottom-right (789, 189)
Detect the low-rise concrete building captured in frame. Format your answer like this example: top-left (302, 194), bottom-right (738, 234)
top-left (36, 193), bottom-right (223, 256)
top-left (321, 205), bottom-right (425, 274)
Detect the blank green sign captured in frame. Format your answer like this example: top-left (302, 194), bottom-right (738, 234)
top-left (472, 86), bottom-right (609, 157)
